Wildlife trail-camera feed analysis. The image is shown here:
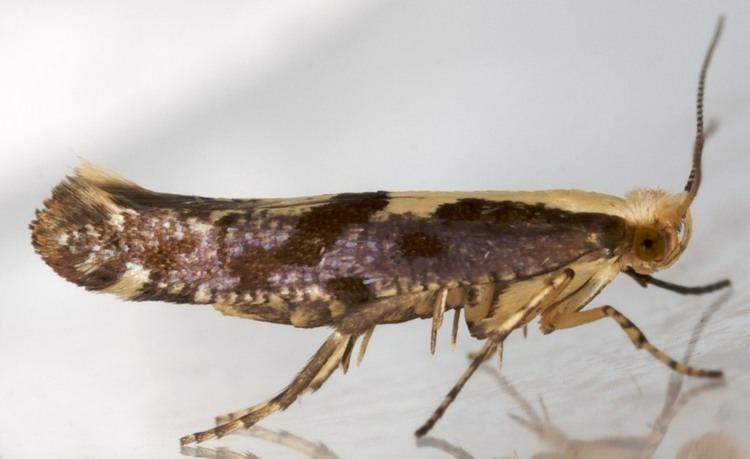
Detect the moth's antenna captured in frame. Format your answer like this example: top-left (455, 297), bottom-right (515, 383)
top-left (682, 16), bottom-right (725, 212)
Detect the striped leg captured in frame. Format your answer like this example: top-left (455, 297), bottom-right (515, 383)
top-left (414, 338), bottom-right (498, 437)
top-left (547, 306), bottom-right (722, 378)
top-left (181, 331), bottom-right (352, 445)
top-left (415, 270), bottom-right (574, 437)
top-left (189, 296), bottom-right (411, 444)
top-left (430, 288), bottom-right (448, 354)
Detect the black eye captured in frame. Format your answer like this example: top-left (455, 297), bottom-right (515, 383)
top-left (634, 227), bottom-right (666, 262)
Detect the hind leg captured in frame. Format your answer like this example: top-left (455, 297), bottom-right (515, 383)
top-left (182, 296), bottom-right (411, 444)
top-left (180, 331), bottom-right (352, 445)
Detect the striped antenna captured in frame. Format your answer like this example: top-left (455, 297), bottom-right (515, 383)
top-left (681, 16), bottom-right (725, 213)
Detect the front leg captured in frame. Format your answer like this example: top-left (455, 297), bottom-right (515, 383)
top-left (541, 305), bottom-right (722, 378)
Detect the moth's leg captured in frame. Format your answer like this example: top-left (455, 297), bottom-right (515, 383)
top-left (213, 331), bottom-right (352, 425)
top-left (430, 288), bottom-right (448, 354)
top-left (189, 297), bottom-right (409, 444)
top-left (334, 295), bottom-right (410, 335)
top-left (339, 294), bottom-right (424, 366)
top-left (356, 327), bottom-right (374, 365)
top-left (180, 331), bottom-right (352, 445)
top-left (415, 338), bottom-right (498, 437)
top-left (506, 269), bottom-right (574, 332)
top-left (624, 267), bottom-right (730, 295)
top-left (543, 306), bottom-right (722, 378)
top-left (493, 268), bottom-right (573, 367)
top-left (450, 308), bottom-right (460, 348)
top-left (473, 269), bottom-right (574, 339)
top-left (339, 334), bottom-right (359, 374)
top-left (416, 270), bottom-right (574, 437)
top-left (308, 334), bottom-right (353, 392)
top-left (464, 283), bottom-right (496, 338)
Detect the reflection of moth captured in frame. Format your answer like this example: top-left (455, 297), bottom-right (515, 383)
top-left (491, 292), bottom-right (744, 459)
top-left (30, 18), bottom-right (729, 445)
top-left (498, 372), bottom-right (728, 458)
top-left (181, 425), bottom-right (340, 459)
top-left (461, 375), bottom-right (738, 459)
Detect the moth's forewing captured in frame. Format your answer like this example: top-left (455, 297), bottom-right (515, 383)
top-left (32, 165), bottom-right (632, 330)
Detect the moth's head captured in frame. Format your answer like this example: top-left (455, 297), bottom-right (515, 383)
top-left (623, 189), bottom-right (693, 274)
top-left (622, 15), bottom-right (723, 275)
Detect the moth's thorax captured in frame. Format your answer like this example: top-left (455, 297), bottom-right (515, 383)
top-left (621, 188), bottom-right (692, 274)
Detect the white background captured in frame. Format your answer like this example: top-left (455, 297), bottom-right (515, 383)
top-left (1, 2), bottom-right (749, 458)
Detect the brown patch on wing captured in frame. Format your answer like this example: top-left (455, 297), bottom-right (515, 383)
top-left (397, 231), bottom-right (445, 257)
top-left (140, 216), bottom-right (201, 278)
top-left (214, 211), bottom-right (282, 292)
top-left (325, 277), bottom-right (374, 305)
top-left (272, 192), bottom-right (389, 266)
top-left (434, 198), bottom-right (486, 221)
top-left (225, 192), bottom-right (389, 291)
top-left (435, 199), bottom-right (628, 252)
top-left (228, 247), bottom-right (283, 291)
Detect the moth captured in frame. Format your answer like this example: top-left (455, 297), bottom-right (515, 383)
top-left (30, 18), bottom-right (729, 445)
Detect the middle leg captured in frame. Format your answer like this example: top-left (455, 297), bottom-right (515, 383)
top-left (415, 269), bottom-right (574, 437)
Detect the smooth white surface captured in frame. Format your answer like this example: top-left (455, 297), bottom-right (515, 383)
top-left (1, 2), bottom-right (749, 458)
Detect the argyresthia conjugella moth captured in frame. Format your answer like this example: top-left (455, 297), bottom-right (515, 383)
top-left (31, 17), bottom-right (729, 445)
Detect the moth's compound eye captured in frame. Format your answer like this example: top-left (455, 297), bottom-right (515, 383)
top-left (634, 227), bottom-right (666, 262)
